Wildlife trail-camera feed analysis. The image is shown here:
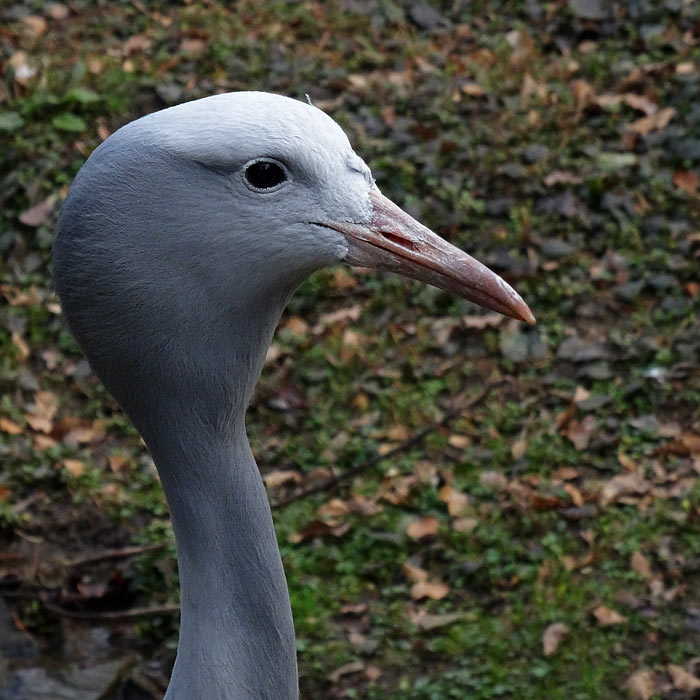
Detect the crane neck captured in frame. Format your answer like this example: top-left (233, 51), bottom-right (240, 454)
top-left (152, 420), bottom-right (298, 700)
top-left (126, 295), bottom-right (302, 700)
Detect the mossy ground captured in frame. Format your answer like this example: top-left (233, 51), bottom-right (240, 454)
top-left (1, 1), bottom-right (699, 698)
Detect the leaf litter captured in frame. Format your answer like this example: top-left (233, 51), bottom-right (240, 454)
top-left (1, 1), bottom-right (699, 698)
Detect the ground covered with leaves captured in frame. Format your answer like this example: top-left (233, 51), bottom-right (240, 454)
top-left (1, 1), bottom-right (700, 698)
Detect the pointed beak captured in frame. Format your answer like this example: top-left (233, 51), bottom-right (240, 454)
top-left (319, 188), bottom-right (535, 324)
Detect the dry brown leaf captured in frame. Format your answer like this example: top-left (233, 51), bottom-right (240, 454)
top-left (347, 630), bottom-right (368, 651)
top-left (285, 316), bottom-right (309, 335)
top-left (339, 602), bottom-right (367, 615)
top-left (467, 47), bottom-right (496, 68)
top-left (623, 93), bottom-right (657, 116)
top-left (624, 669), bottom-right (656, 700)
top-left (431, 318), bottom-right (458, 345)
top-left (479, 470), bottom-right (508, 490)
top-left (402, 561), bottom-right (429, 582)
top-left (0, 284), bottom-right (41, 307)
top-left (683, 281), bottom-right (699, 296)
top-left (379, 474), bottom-right (418, 505)
top-left (86, 56), bottom-right (104, 74)
top-left (591, 92), bottom-right (621, 108)
top-left (51, 415), bottom-right (84, 440)
top-left (452, 517), bottom-right (479, 533)
top-left (571, 79), bottom-right (596, 107)
top-left (312, 304), bottom-right (362, 334)
top-left (180, 38), bottom-right (206, 55)
top-left (552, 466), bottom-right (579, 480)
top-left (542, 622), bottom-right (569, 656)
top-left (560, 555), bottom-right (577, 571)
top-left (413, 461), bottom-right (437, 484)
top-left (8, 51), bottom-right (37, 85)
top-left (347, 494), bottom-right (383, 517)
top-left (341, 328), bottom-right (361, 351)
top-left (107, 455), bottom-right (130, 472)
top-left (413, 610), bottom-right (463, 631)
top-left (438, 484), bottom-right (469, 517)
top-left (462, 312), bottom-right (504, 329)
top-left (22, 15), bottom-right (48, 39)
top-left (46, 3), bottom-right (70, 19)
top-left (655, 432), bottom-right (700, 458)
top-left (593, 605), bottom-right (628, 626)
top-left (34, 391), bottom-right (57, 416)
top-left (288, 518), bottom-right (350, 543)
top-left (387, 424), bottom-right (410, 442)
top-left (123, 33), bottom-right (152, 55)
top-left (33, 434), bottom-right (57, 450)
top-left (62, 459), bottom-right (84, 477)
top-left (63, 423), bottom-right (103, 445)
top-left (572, 385), bottom-right (590, 404)
top-left (625, 107), bottom-right (675, 136)
top-left (461, 81), bottom-right (486, 96)
top-left (264, 344), bottom-right (281, 364)
top-left (96, 121), bottom-right (111, 141)
top-left (317, 498), bottom-right (350, 519)
top-left (618, 452), bottom-right (638, 471)
top-left (447, 434), bottom-right (471, 449)
top-left (328, 660), bottom-right (364, 684)
top-left (406, 515), bottom-right (439, 540)
top-left (25, 391), bottom-right (59, 434)
top-left (19, 197), bottom-right (55, 227)
top-left (630, 551), bottom-right (652, 579)
top-left (599, 471), bottom-right (649, 507)
top-left (581, 531), bottom-right (597, 548)
top-left (350, 392), bottom-right (369, 413)
top-left (11, 332), bottom-right (30, 360)
top-left (410, 580), bottom-right (449, 600)
top-left (511, 437), bottom-right (527, 460)
top-left (262, 470), bottom-right (301, 489)
top-left (521, 73), bottom-right (548, 102)
top-left (347, 73), bottom-right (369, 90)
top-left (564, 483), bottom-right (584, 506)
top-left (668, 664), bottom-right (700, 691)
top-left (555, 402), bottom-right (576, 430)
top-left (0, 417), bottom-right (23, 435)
top-left (681, 433), bottom-right (700, 454)
top-left (673, 170), bottom-right (699, 194)
top-left (561, 416), bottom-right (596, 450)
top-left (543, 170), bottom-right (583, 187)
top-left (529, 492), bottom-right (564, 511)
top-left (331, 268), bottom-right (357, 289)
top-left (380, 105), bottom-right (396, 125)
top-left (507, 29), bottom-right (537, 72)
top-left (365, 665), bottom-right (382, 682)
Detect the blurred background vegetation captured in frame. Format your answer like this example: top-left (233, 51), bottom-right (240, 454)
top-left (1, 1), bottom-right (699, 698)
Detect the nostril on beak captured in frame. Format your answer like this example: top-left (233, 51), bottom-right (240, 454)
top-left (380, 230), bottom-right (417, 251)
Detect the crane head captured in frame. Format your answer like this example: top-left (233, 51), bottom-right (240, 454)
top-left (54, 91), bottom-right (533, 425)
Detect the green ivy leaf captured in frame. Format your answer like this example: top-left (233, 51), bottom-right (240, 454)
top-left (52, 112), bottom-right (87, 132)
top-left (0, 111), bottom-right (24, 132)
top-left (64, 88), bottom-right (101, 105)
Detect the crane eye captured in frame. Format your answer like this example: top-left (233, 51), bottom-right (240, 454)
top-left (244, 160), bottom-right (287, 190)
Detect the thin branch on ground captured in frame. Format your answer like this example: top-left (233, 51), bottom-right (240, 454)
top-left (42, 599), bottom-right (180, 621)
top-left (272, 382), bottom-right (501, 510)
top-left (65, 543), bottom-right (168, 569)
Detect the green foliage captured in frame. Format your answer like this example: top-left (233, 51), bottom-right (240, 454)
top-left (1, 0), bottom-right (699, 698)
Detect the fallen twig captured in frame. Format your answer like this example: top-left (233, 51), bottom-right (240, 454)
top-left (272, 382), bottom-right (500, 510)
top-left (65, 543), bottom-right (168, 569)
top-left (42, 599), bottom-right (179, 621)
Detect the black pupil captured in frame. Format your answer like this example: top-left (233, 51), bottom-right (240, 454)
top-left (245, 161), bottom-right (286, 189)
